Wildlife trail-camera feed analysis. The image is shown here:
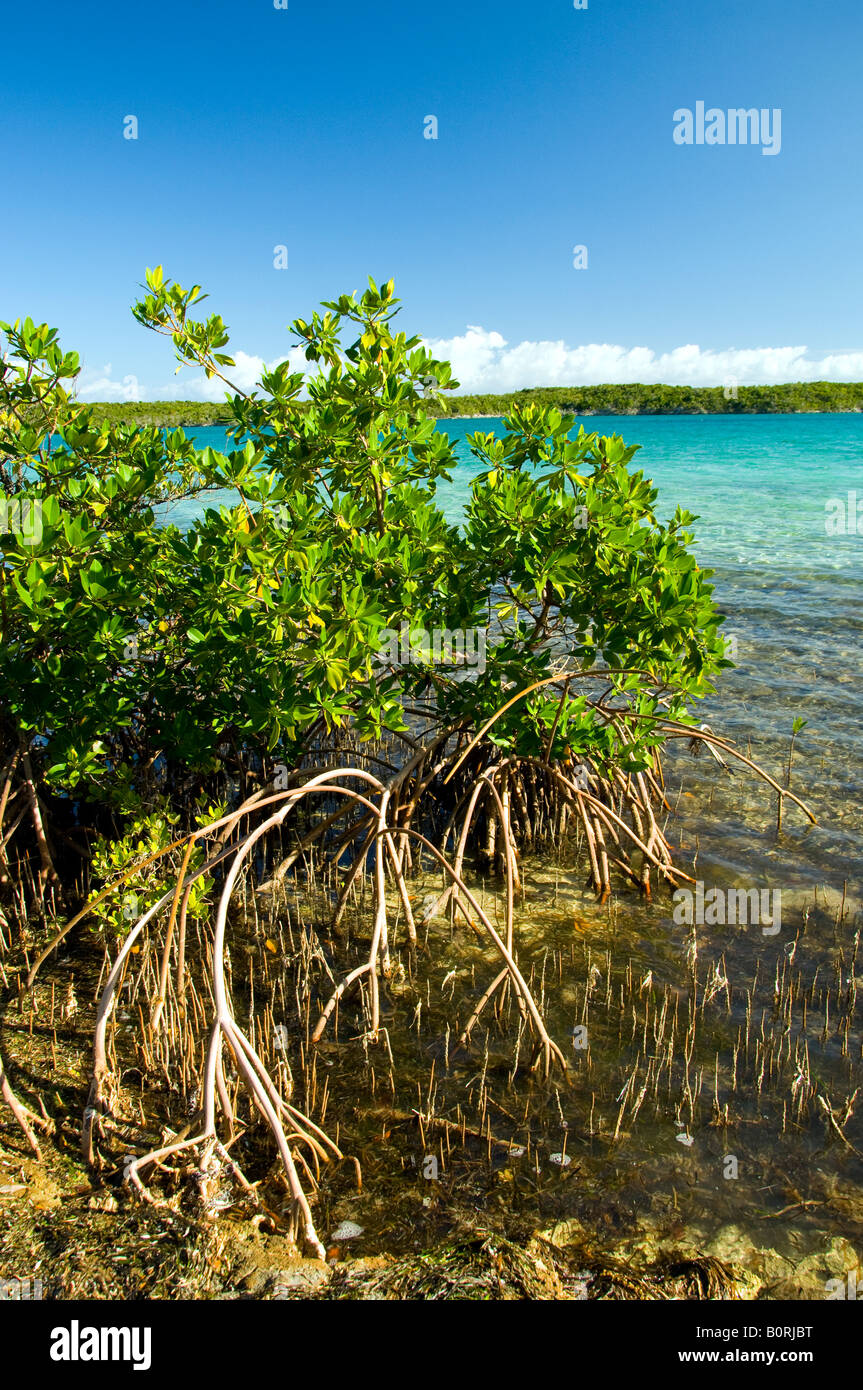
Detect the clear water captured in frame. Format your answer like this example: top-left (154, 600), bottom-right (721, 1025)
top-left (168, 413), bottom-right (863, 1283)
top-left (170, 412), bottom-right (863, 853)
top-left (171, 410), bottom-right (863, 1006)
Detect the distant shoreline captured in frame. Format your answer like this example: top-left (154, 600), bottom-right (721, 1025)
top-left (85, 380), bottom-right (863, 429)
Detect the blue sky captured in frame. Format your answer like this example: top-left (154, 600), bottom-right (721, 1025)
top-left (2, 0), bottom-right (861, 396)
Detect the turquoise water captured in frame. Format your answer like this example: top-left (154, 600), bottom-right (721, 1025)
top-left (164, 414), bottom-right (863, 1270)
top-left (174, 411), bottom-right (863, 575)
top-left (172, 413), bottom-right (863, 900)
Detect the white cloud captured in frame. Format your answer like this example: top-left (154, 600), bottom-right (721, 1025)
top-left (422, 329), bottom-right (863, 392)
top-left (77, 365), bottom-right (141, 402)
top-left (77, 349), bottom-right (307, 404)
top-left (77, 333), bottom-right (863, 402)
top-left (153, 350), bottom-right (297, 402)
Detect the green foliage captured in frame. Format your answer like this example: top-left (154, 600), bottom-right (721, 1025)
top-left (88, 381), bottom-right (863, 429)
top-left (447, 408), bottom-right (727, 771)
top-left (0, 271), bottom-right (730, 833)
top-left (90, 802), bottom-right (216, 937)
top-left (429, 381), bottom-right (863, 418)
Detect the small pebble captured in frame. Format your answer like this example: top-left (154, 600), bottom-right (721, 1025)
top-left (331, 1220), bottom-right (364, 1241)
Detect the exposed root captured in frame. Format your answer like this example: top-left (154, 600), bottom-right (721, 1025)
top-left (55, 692), bottom-right (814, 1251)
top-left (0, 1044), bottom-right (51, 1156)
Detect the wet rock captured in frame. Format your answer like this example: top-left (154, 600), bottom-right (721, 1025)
top-left (229, 1226), bottom-right (333, 1298)
top-left (592, 1219), bottom-right (861, 1301)
top-left (272, 1262), bottom-right (332, 1297)
top-left (769, 1238), bottom-right (862, 1300)
top-left (242, 1259), bottom-right (331, 1297)
top-left (341, 1255), bottom-right (392, 1279)
top-left (699, 1224), bottom-right (792, 1294)
top-left (541, 1217), bottom-right (588, 1249)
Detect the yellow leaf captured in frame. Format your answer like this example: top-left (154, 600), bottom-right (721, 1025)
top-left (265, 939), bottom-right (277, 954)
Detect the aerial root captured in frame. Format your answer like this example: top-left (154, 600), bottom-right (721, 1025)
top-left (74, 724), bottom-right (808, 1248)
top-left (0, 1044), bottom-right (51, 1156)
top-left (81, 757), bottom-right (571, 1252)
top-left (83, 770), bottom-right (383, 1257)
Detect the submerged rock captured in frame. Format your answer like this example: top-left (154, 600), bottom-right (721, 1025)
top-left (540, 1214), bottom-right (863, 1301)
top-left (272, 1263), bottom-right (332, 1297)
top-left (240, 1258), bottom-right (331, 1297)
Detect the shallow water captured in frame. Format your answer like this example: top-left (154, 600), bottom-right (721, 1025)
top-left (264, 834), bottom-right (858, 1295)
top-left (160, 414), bottom-right (862, 1288)
top-left (170, 412), bottom-right (863, 898)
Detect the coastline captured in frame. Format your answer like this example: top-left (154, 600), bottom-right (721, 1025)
top-left (88, 405), bottom-right (863, 428)
top-left (84, 381), bottom-right (863, 430)
top-left (436, 406), bottom-right (863, 419)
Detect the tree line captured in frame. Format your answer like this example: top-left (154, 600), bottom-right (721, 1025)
top-left (86, 380), bottom-right (863, 428)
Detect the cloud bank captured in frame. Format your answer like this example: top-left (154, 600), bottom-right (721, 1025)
top-left (422, 330), bottom-right (863, 393)
top-left (76, 333), bottom-right (863, 402)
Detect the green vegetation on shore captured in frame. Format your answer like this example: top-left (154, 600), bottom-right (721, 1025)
top-left (87, 399), bottom-right (234, 427)
top-left (433, 380), bottom-right (863, 417)
top-left (86, 379), bottom-right (863, 428)
top-left (0, 271), bottom-right (819, 1269)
